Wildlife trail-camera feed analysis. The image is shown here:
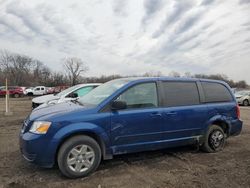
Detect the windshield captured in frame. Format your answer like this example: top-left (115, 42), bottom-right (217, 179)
top-left (78, 79), bottom-right (129, 106)
top-left (56, 85), bottom-right (81, 97)
top-left (236, 91), bottom-right (250, 95)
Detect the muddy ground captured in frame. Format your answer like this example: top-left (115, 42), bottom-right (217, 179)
top-left (0, 98), bottom-right (250, 188)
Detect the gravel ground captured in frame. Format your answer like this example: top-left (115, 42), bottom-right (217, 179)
top-left (0, 98), bottom-right (250, 188)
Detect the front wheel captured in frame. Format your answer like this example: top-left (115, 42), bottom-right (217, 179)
top-left (57, 135), bottom-right (101, 178)
top-left (14, 93), bottom-right (20, 98)
top-left (201, 125), bottom-right (225, 153)
top-left (243, 99), bottom-right (249, 106)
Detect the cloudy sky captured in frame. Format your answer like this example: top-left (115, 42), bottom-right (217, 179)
top-left (0, 0), bottom-right (249, 82)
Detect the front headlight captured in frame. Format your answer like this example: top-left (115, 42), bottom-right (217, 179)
top-left (29, 121), bottom-right (51, 134)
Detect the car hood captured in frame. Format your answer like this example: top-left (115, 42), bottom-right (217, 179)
top-left (32, 94), bottom-right (59, 104)
top-left (29, 101), bottom-right (89, 121)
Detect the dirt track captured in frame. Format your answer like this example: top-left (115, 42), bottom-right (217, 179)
top-left (0, 98), bottom-right (250, 188)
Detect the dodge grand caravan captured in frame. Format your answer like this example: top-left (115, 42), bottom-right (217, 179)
top-left (19, 77), bottom-right (242, 178)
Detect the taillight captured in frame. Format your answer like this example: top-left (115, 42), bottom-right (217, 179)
top-left (236, 104), bottom-right (240, 119)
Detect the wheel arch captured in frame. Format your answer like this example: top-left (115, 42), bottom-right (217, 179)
top-left (54, 125), bottom-right (112, 165)
top-left (208, 118), bottom-right (230, 136)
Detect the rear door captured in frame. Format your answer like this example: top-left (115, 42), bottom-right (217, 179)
top-left (110, 82), bottom-right (164, 153)
top-left (160, 81), bottom-right (208, 143)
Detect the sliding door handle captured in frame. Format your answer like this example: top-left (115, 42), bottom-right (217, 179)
top-left (166, 112), bottom-right (177, 115)
top-left (150, 112), bottom-right (162, 117)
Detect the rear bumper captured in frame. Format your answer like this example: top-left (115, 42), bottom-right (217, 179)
top-left (229, 119), bottom-right (243, 136)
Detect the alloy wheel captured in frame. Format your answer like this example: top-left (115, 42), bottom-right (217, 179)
top-left (67, 144), bottom-right (95, 173)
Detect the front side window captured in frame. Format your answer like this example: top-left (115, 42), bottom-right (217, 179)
top-left (201, 82), bottom-right (233, 103)
top-left (162, 81), bottom-right (200, 107)
top-left (115, 82), bottom-right (158, 109)
top-left (75, 86), bottom-right (94, 97)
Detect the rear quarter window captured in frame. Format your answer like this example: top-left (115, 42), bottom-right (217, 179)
top-left (201, 82), bottom-right (233, 103)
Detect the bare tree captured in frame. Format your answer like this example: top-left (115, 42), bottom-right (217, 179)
top-left (63, 57), bottom-right (88, 86)
top-left (0, 50), bottom-right (33, 85)
top-left (168, 71), bottom-right (181, 78)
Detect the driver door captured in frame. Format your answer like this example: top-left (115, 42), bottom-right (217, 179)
top-left (110, 82), bottom-right (164, 154)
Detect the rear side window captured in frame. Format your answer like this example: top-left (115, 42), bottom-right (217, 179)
top-left (162, 81), bottom-right (200, 107)
top-left (201, 82), bottom-right (233, 103)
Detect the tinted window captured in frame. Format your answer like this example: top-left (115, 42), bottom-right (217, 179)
top-left (162, 81), bottom-right (200, 107)
top-left (201, 82), bottom-right (233, 103)
top-left (116, 82), bottom-right (158, 109)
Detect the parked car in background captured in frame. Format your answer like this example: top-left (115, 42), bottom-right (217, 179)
top-left (46, 87), bottom-right (55, 94)
top-left (33, 86), bottom-right (47, 96)
top-left (235, 90), bottom-right (250, 106)
top-left (24, 86), bottom-right (47, 96)
top-left (54, 86), bottom-right (69, 93)
top-left (20, 77), bottom-right (242, 178)
top-left (0, 86), bottom-right (24, 98)
top-left (32, 83), bottom-right (101, 109)
top-left (23, 87), bottom-right (34, 95)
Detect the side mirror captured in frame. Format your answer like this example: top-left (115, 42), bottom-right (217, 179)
top-left (68, 92), bottom-right (78, 98)
top-left (111, 100), bottom-right (127, 110)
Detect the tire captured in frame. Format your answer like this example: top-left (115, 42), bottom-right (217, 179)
top-left (14, 93), bottom-right (20, 98)
top-left (27, 92), bottom-right (33, 96)
top-left (201, 125), bottom-right (225, 153)
top-left (57, 135), bottom-right (101, 178)
top-left (243, 99), bottom-right (249, 106)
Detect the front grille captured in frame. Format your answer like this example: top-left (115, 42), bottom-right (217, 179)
top-left (21, 120), bottom-right (29, 133)
top-left (21, 117), bottom-right (31, 133)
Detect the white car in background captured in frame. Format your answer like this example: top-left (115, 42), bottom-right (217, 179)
top-left (24, 86), bottom-right (47, 96)
top-left (23, 87), bottom-right (34, 95)
top-left (32, 83), bottom-right (101, 109)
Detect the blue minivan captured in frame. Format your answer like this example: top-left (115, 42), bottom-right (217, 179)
top-left (19, 77), bottom-right (242, 178)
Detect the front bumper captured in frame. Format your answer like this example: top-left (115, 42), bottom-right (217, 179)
top-left (19, 132), bottom-right (57, 168)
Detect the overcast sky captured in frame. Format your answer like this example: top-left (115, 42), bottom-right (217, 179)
top-left (0, 0), bottom-right (249, 82)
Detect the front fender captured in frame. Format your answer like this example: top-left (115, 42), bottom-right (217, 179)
top-left (53, 122), bottom-right (110, 147)
top-left (46, 122), bottom-right (111, 165)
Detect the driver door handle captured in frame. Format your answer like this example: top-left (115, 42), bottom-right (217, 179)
top-left (150, 112), bottom-right (162, 117)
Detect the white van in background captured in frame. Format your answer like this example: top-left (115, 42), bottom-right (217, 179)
top-left (24, 86), bottom-right (47, 96)
top-left (33, 86), bottom-right (47, 95)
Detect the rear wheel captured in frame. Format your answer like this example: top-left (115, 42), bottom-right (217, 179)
top-left (201, 125), bottom-right (225, 153)
top-left (57, 135), bottom-right (101, 178)
top-left (243, 99), bottom-right (249, 106)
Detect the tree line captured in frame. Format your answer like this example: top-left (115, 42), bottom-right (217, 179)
top-left (0, 49), bottom-right (248, 88)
